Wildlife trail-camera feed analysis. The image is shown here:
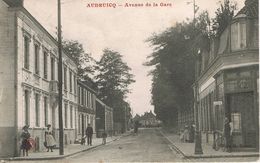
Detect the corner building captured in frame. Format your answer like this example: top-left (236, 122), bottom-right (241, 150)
top-left (0, 0), bottom-right (78, 157)
top-left (194, 0), bottom-right (259, 151)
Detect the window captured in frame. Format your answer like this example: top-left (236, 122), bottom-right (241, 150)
top-left (81, 88), bottom-right (84, 105)
top-left (231, 113), bottom-right (241, 132)
top-left (51, 57), bottom-right (55, 80)
top-left (231, 21), bottom-right (247, 51)
top-left (78, 86), bottom-right (81, 104)
top-left (69, 71), bottom-right (72, 92)
top-left (252, 21), bottom-right (258, 48)
top-left (44, 96), bottom-right (48, 126)
top-left (65, 104), bottom-right (68, 128)
top-left (78, 115), bottom-right (81, 134)
top-left (70, 105), bottom-right (73, 128)
top-left (24, 90), bottom-right (30, 125)
top-left (34, 44), bottom-right (40, 75)
top-left (35, 93), bottom-right (40, 127)
top-left (24, 36), bottom-right (30, 69)
top-left (64, 66), bottom-right (67, 90)
top-left (74, 76), bottom-right (77, 94)
top-left (43, 52), bottom-right (48, 79)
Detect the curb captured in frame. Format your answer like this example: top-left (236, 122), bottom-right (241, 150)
top-left (159, 130), bottom-right (259, 159)
top-left (4, 133), bottom-right (131, 161)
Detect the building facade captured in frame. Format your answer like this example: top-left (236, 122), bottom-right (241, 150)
top-left (96, 99), bottom-right (113, 137)
top-left (76, 81), bottom-right (96, 139)
top-left (0, 0), bottom-right (78, 157)
top-left (194, 0), bottom-right (258, 150)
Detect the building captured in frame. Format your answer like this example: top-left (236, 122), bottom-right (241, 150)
top-left (136, 111), bottom-right (161, 128)
top-left (194, 0), bottom-right (258, 151)
top-left (76, 81), bottom-right (96, 139)
top-left (95, 99), bottom-right (113, 137)
top-left (0, 0), bottom-right (78, 157)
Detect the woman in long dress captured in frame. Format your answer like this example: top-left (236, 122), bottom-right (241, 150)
top-left (45, 124), bottom-right (56, 152)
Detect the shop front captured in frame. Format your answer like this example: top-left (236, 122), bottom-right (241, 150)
top-left (214, 65), bottom-right (259, 150)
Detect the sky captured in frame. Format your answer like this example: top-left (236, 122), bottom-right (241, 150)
top-left (24, 0), bottom-right (244, 116)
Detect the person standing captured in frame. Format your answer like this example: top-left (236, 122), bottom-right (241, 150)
top-left (102, 130), bottom-right (107, 145)
top-left (224, 117), bottom-right (232, 152)
top-left (45, 124), bottom-right (56, 152)
top-left (86, 123), bottom-right (93, 146)
top-left (20, 125), bottom-right (31, 157)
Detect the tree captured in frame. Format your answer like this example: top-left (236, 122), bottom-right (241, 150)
top-left (63, 40), bottom-right (96, 87)
top-left (94, 49), bottom-right (135, 123)
top-left (145, 11), bottom-right (211, 127)
top-left (212, 0), bottom-right (237, 37)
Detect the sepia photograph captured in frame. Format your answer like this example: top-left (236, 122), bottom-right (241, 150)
top-left (0, 0), bottom-right (259, 162)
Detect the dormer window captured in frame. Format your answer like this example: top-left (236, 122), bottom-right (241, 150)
top-left (231, 20), bottom-right (247, 51)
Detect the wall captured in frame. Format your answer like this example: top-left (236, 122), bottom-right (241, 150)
top-left (0, 0), bottom-right (17, 157)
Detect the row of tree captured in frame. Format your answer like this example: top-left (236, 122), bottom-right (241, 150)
top-left (63, 41), bottom-right (135, 126)
top-left (144, 0), bottom-right (237, 127)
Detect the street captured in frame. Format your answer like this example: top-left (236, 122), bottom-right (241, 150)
top-left (4, 128), bottom-right (258, 163)
top-left (67, 128), bottom-right (183, 162)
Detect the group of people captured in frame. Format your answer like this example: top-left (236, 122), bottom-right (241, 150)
top-left (20, 124), bottom-right (56, 156)
top-left (179, 124), bottom-right (195, 143)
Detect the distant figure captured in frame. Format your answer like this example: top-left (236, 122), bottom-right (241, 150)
top-left (20, 125), bottom-right (31, 157)
top-left (86, 123), bottom-right (93, 146)
top-left (134, 121), bottom-right (139, 135)
top-left (189, 124), bottom-right (195, 143)
top-left (45, 124), bottom-right (56, 152)
top-left (183, 125), bottom-right (189, 142)
top-left (224, 117), bottom-right (232, 152)
top-left (102, 130), bottom-right (107, 145)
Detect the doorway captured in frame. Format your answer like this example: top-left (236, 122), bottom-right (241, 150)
top-left (226, 92), bottom-right (256, 148)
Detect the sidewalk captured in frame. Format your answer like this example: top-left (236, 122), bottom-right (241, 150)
top-left (7, 132), bottom-right (131, 161)
top-left (160, 129), bottom-right (259, 159)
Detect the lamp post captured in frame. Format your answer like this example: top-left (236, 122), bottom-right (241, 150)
top-left (187, 0), bottom-right (203, 155)
top-left (57, 0), bottom-right (64, 155)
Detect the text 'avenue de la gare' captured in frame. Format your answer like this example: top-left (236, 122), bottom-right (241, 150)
top-left (86, 2), bottom-right (173, 8)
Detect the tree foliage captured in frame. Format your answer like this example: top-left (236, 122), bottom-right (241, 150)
top-left (63, 40), bottom-right (96, 87)
top-left (95, 49), bottom-right (135, 122)
top-left (145, 11), bottom-right (211, 127)
top-left (212, 0), bottom-right (237, 37)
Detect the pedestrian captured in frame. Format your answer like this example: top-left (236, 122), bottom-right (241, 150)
top-left (183, 125), bottom-right (189, 142)
top-left (134, 121), bottom-right (139, 135)
top-left (44, 124), bottom-right (56, 152)
top-left (20, 125), bottom-right (31, 157)
top-left (86, 123), bottom-right (93, 146)
top-left (189, 124), bottom-right (195, 143)
top-left (223, 117), bottom-right (232, 152)
top-left (102, 130), bottom-right (107, 145)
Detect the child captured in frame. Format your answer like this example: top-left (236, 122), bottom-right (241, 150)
top-left (20, 125), bottom-right (32, 156)
top-left (102, 131), bottom-right (107, 145)
top-left (81, 135), bottom-right (86, 145)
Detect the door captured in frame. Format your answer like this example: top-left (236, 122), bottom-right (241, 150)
top-left (227, 92), bottom-right (256, 148)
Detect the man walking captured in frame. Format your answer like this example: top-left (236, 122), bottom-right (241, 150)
top-left (86, 123), bottom-right (93, 146)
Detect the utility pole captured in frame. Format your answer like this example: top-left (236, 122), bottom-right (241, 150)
top-left (57, 0), bottom-right (64, 155)
top-left (192, 0), bottom-right (203, 155)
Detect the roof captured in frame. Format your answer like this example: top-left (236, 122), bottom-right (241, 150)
top-left (235, 0), bottom-right (258, 18)
top-left (3, 0), bottom-right (23, 7)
